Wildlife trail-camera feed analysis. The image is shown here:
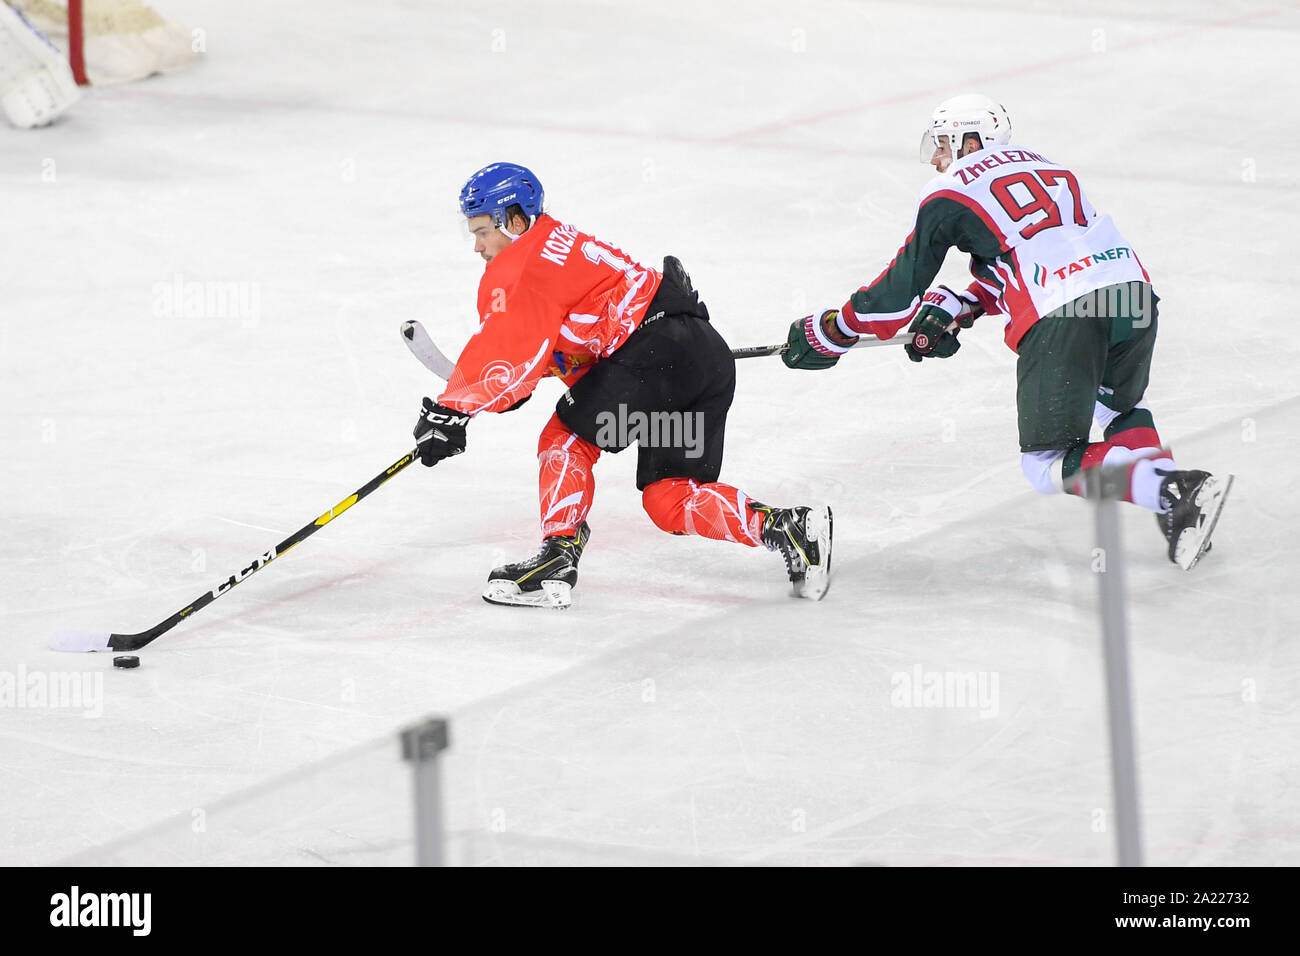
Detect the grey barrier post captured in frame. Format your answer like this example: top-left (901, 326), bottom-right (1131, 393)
top-left (400, 716), bottom-right (450, 867)
top-left (1086, 466), bottom-right (1143, 867)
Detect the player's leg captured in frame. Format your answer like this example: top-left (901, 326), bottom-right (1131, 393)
top-left (634, 344), bottom-right (767, 549)
top-left (1071, 287), bottom-right (1174, 510)
top-left (558, 259), bottom-right (831, 597)
top-left (482, 414), bottom-right (601, 609)
top-left (1020, 285), bottom-right (1167, 503)
top-left (483, 315), bottom-right (650, 608)
top-left (537, 413), bottom-right (600, 538)
top-left (626, 279), bottom-right (832, 599)
top-left (1019, 285), bottom-right (1229, 568)
top-left (1015, 304), bottom-right (1107, 497)
top-left (640, 477), bottom-right (832, 600)
top-left (642, 478), bottom-right (761, 545)
top-left (632, 338), bottom-right (772, 552)
top-left (1096, 286), bottom-right (1230, 568)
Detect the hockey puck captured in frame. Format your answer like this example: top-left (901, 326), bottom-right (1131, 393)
top-left (113, 655), bottom-right (140, 669)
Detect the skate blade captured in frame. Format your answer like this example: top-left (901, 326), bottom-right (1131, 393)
top-left (482, 578), bottom-right (573, 609)
top-left (1174, 473), bottom-right (1234, 571)
top-left (793, 505), bottom-right (834, 601)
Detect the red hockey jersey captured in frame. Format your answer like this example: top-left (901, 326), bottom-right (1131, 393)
top-left (438, 215), bottom-right (662, 415)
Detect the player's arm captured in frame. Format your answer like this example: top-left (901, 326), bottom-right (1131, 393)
top-left (963, 279), bottom-right (1001, 317)
top-left (903, 201), bottom-right (1027, 361)
top-left (410, 287), bottom-right (558, 467)
top-left (782, 193), bottom-right (969, 370)
top-left (437, 283), bottom-right (559, 416)
top-left (902, 284), bottom-right (984, 363)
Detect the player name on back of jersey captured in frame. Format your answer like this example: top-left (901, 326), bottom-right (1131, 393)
top-left (952, 148), bottom-right (1050, 185)
top-left (539, 221), bottom-right (580, 267)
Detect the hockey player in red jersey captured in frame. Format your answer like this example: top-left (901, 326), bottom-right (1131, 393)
top-left (413, 163), bottom-right (832, 607)
top-left (782, 95), bottom-right (1230, 569)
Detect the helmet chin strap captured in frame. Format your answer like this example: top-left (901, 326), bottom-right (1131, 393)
top-left (495, 214), bottom-right (535, 243)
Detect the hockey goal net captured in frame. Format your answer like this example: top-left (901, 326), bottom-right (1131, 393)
top-left (7, 0), bottom-right (200, 86)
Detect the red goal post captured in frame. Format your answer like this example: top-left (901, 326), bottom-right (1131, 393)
top-left (67, 0), bottom-right (84, 83)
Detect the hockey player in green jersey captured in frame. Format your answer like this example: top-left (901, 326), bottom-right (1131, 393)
top-left (781, 94), bottom-right (1230, 569)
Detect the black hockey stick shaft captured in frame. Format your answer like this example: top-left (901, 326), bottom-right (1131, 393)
top-left (734, 317), bottom-right (967, 360)
top-left (731, 342), bottom-right (789, 359)
top-left (732, 336), bottom-right (914, 359)
top-left (104, 448), bottom-right (421, 652)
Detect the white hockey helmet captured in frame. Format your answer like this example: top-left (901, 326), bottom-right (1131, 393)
top-left (920, 94), bottom-right (1012, 163)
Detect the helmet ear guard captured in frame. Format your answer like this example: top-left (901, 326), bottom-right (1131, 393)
top-left (489, 203), bottom-right (528, 240)
top-left (920, 128), bottom-right (967, 163)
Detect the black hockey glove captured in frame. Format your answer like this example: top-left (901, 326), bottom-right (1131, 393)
top-left (412, 398), bottom-right (469, 466)
top-left (905, 286), bottom-right (981, 362)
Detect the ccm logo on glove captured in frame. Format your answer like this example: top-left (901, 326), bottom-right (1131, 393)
top-left (413, 398), bottom-right (470, 466)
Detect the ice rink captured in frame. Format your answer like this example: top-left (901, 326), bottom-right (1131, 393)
top-left (3, 0), bottom-right (1298, 865)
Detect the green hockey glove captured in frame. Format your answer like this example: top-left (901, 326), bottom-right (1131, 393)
top-left (782, 309), bottom-right (859, 370)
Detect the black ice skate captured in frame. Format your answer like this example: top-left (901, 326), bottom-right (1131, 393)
top-left (753, 504), bottom-right (833, 600)
top-left (1155, 469), bottom-right (1233, 571)
top-left (483, 522), bottom-right (591, 609)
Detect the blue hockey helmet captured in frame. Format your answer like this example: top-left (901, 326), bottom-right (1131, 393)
top-left (459, 163), bottom-right (544, 227)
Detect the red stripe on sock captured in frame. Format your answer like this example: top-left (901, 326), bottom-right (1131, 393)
top-left (1121, 460), bottom-right (1141, 504)
top-left (1080, 442), bottom-right (1111, 471)
top-left (1108, 426), bottom-right (1161, 451)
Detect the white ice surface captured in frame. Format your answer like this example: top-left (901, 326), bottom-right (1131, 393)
top-left (2, 0), bottom-right (1298, 866)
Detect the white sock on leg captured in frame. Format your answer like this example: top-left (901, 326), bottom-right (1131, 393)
top-left (1129, 456), bottom-right (1176, 512)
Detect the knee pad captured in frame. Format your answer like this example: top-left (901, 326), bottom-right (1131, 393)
top-left (538, 412), bottom-right (574, 456)
top-left (642, 478), bottom-right (693, 535)
top-left (538, 413), bottom-right (600, 464)
top-left (1103, 402), bottom-right (1159, 447)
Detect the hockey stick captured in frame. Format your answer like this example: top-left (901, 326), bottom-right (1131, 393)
top-left (733, 314), bottom-right (968, 360)
top-left (731, 336), bottom-right (914, 360)
top-left (401, 320), bottom-right (455, 379)
top-left (400, 318), bottom-right (918, 379)
top-left (50, 448), bottom-right (422, 653)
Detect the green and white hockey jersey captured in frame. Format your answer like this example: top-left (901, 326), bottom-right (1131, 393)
top-left (838, 145), bottom-right (1153, 351)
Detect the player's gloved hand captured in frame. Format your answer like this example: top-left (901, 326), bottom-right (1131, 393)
top-left (905, 286), bottom-right (981, 363)
top-left (782, 309), bottom-right (860, 370)
top-left (412, 398), bottom-right (469, 466)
